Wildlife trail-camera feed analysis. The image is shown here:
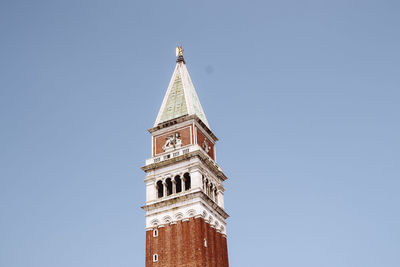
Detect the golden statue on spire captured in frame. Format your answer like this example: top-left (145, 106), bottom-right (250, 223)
top-left (176, 45), bottom-right (184, 57)
top-left (175, 45), bottom-right (185, 63)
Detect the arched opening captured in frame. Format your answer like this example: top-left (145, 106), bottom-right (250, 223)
top-left (166, 178), bottom-right (173, 196)
top-left (156, 180), bottom-right (164, 198)
top-left (210, 184), bottom-right (214, 200)
top-left (214, 188), bottom-right (218, 202)
top-left (184, 172), bottom-right (191, 191)
top-left (153, 229), bottom-right (158, 237)
top-left (175, 175), bottom-right (182, 193)
top-left (204, 178), bottom-right (208, 193)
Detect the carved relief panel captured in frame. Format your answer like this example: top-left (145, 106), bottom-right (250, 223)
top-left (153, 126), bottom-right (193, 156)
top-left (196, 128), bottom-right (215, 160)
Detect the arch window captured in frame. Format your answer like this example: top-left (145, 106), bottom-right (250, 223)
top-left (156, 180), bottom-right (164, 198)
top-left (175, 175), bottom-right (182, 193)
top-left (184, 173), bottom-right (191, 191)
top-left (166, 178), bottom-right (173, 196)
top-left (153, 254), bottom-right (158, 262)
top-left (153, 229), bottom-right (158, 237)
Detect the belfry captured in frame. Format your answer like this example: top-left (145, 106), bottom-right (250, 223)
top-left (141, 47), bottom-right (229, 267)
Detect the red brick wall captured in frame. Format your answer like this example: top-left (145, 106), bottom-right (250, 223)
top-left (153, 126), bottom-right (193, 156)
top-left (145, 217), bottom-right (229, 267)
top-left (196, 128), bottom-right (215, 160)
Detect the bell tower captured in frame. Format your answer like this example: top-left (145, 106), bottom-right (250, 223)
top-left (142, 47), bottom-right (229, 267)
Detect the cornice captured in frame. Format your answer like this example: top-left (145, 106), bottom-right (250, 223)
top-left (141, 149), bottom-right (227, 181)
top-left (141, 190), bottom-right (229, 220)
top-left (149, 114), bottom-right (218, 142)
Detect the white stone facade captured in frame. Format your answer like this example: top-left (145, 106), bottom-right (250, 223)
top-left (142, 149), bottom-right (228, 234)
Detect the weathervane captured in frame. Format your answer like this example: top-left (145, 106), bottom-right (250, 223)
top-left (176, 45), bottom-right (185, 63)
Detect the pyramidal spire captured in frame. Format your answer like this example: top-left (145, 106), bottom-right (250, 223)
top-left (154, 47), bottom-right (210, 128)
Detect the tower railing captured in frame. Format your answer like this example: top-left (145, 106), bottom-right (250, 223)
top-left (145, 144), bottom-right (220, 170)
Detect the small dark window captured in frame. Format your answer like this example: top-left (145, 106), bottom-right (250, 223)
top-left (184, 173), bottom-right (191, 191)
top-left (157, 181), bottom-right (164, 198)
top-left (166, 178), bottom-right (173, 196)
top-left (175, 175), bottom-right (182, 193)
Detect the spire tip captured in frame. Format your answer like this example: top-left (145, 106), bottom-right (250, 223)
top-left (176, 45), bottom-right (185, 64)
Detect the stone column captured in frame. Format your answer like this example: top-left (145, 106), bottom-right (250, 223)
top-left (182, 177), bottom-right (186, 191)
top-left (146, 180), bottom-right (156, 202)
top-left (172, 179), bottom-right (176, 194)
top-left (163, 181), bottom-right (167, 197)
top-left (190, 169), bottom-right (203, 190)
top-left (217, 190), bottom-right (225, 208)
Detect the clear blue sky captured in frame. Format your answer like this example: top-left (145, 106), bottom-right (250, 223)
top-left (1, 1), bottom-right (399, 266)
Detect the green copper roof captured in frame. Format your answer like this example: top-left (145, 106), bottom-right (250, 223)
top-left (155, 62), bottom-right (210, 128)
top-left (159, 73), bottom-right (188, 122)
top-left (185, 71), bottom-right (208, 126)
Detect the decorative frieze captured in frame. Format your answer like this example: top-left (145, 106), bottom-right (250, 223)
top-left (146, 204), bottom-right (227, 235)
